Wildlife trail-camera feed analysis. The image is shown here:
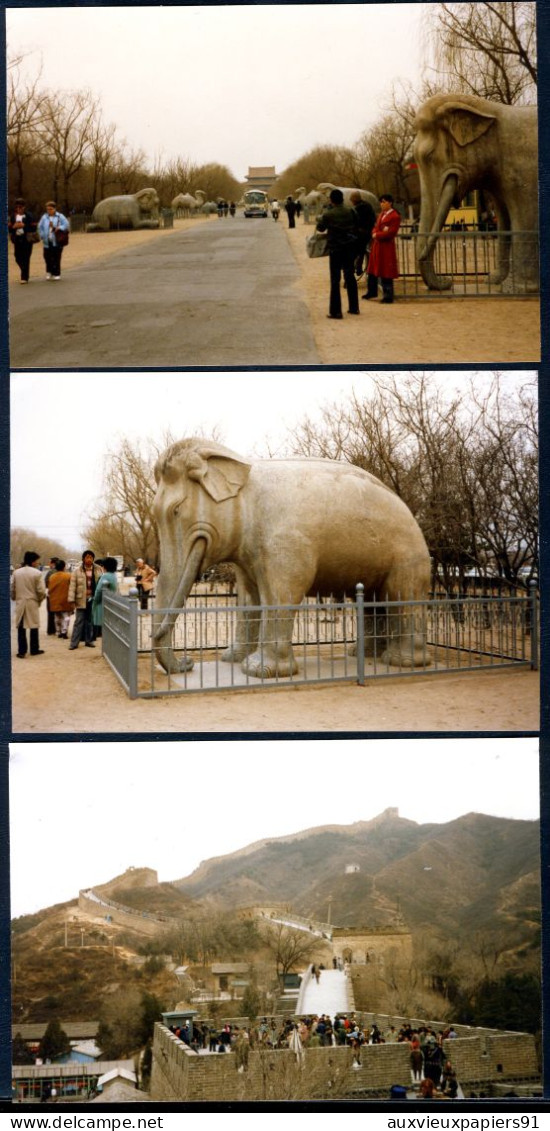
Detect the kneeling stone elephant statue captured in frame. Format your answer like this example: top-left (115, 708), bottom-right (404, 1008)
top-left (87, 187), bottom-right (160, 231)
top-left (153, 439), bottom-right (431, 679)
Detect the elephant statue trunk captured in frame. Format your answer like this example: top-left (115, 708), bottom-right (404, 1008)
top-left (416, 173), bottom-right (459, 291)
top-left (153, 537), bottom-right (207, 673)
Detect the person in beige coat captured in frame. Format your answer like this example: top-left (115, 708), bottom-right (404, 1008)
top-left (11, 551), bottom-right (47, 657)
top-left (68, 550), bottom-right (103, 649)
top-left (135, 558), bottom-right (157, 609)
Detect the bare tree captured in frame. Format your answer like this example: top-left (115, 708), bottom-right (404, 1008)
top-left (7, 55), bottom-right (49, 199)
top-left (82, 436), bottom-right (165, 568)
top-left (152, 155), bottom-right (200, 204)
top-left (108, 142), bottom-right (149, 196)
top-left (355, 112), bottom-right (417, 203)
top-left (10, 527), bottom-right (76, 568)
top-left (88, 115), bottom-right (121, 208)
top-left (287, 373), bottom-right (538, 591)
top-left (274, 144), bottom-right (362, 200)
top-left (426, 2), bottom-right (537, 104)
top-left (40, 88), bottom-right (100, 210)
top-left (261, 922), bottom-right (319, 982)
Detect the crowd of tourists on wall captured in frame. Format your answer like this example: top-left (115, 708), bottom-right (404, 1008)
top-left (10, 550), bottom-right (156, 658)
top-left (169, 1014), bottom-right (459, 1096)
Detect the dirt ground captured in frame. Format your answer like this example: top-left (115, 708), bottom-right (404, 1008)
top-left (283, 224), bottom-right (540, 364)
top-left (11, 606), bottom-right (539, 733)
top-left (9, 216), bottom-right (540, 364)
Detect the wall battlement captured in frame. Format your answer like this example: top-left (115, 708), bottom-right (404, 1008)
top-left (151, 1022), bottom-right (539, 1102)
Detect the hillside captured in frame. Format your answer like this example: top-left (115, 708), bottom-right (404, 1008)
top-left (11, 809), bottom-right (540, 1024)
top-left (173, 809), bottom-right (540, 943)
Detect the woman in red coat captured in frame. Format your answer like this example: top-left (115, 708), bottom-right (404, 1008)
top-left (365, 193), bottom-right (401, 304)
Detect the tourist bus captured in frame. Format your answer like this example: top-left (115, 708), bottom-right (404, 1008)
top-left (243, 189), bottom-right (269, 218)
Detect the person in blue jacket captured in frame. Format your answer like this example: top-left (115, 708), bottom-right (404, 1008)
top-left (37, 200), bottom-right (70, 280)
top-left (92, 557), bottom-right (119, 639)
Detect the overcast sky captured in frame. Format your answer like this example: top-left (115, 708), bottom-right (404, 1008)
top-left (10, 369), bottom-right (535, 550)
top-left (9, 737), bottom-right (539, 918)
top-left (7, 4), bottom-right (428, 180)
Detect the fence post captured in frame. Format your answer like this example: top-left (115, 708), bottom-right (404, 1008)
top-left (529, 580), bottom-right (539, 671)
top-left (356, 583), bottom-right (365, 686)
top-left (128, 592), bottom-right (139, 699)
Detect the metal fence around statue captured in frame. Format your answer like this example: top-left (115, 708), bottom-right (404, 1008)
top-left (102, 584), bottom-right (538, 699)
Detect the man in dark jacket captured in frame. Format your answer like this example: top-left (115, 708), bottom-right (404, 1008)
top-left (350, 191), bottom-right (376, 279)
top-left (285, 196), bottom-right (297, 228)
top-left (316, 189), bottom-right (359, 318)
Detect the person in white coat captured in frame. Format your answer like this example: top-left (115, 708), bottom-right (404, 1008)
top-left (11, 551), bottom-right (47, 657)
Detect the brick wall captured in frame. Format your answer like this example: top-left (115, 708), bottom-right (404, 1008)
top-left (150, 1024), bottom-right (539, 1102)
top-left (150, 1024), bottom-right (415, 1101)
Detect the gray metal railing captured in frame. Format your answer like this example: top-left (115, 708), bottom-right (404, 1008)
top-left (102, 586), bottom-right (537, 700)
top-left (395, 229), bottom-right (539, 297)
top-left (103, 592), bottom-right (138, 698)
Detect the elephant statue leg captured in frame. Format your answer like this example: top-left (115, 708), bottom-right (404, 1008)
top-left (379, 563), bottom-right (430, 667)
top-left (352, 567), bottom-right (430, 669)
top-left (220, 571), bottom-right (261, 663)
top-left (379, 602), bottom-right (429, 668)
top-left (240, 604), bottom-right (299, 679)
top-left (349, 613), bottom-right (386, 658)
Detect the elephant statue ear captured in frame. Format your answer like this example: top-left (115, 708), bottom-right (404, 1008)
top-left (155, 439), bottom-right (251, 499)
top-left (444, 105), bottom-right (496, 147)
top-left (186, 444), bottom-right (251, 501)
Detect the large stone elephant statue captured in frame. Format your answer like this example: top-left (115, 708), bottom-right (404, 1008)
top-left (317, 183), bottom-right (380, 213)
top-left (87, 187), bottom-right (160, 231)
top-left (152, 438), bottom-right (431, 679)
top-left (414, 93), bottom-right (538, 293)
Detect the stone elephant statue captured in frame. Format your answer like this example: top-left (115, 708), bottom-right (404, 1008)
top-left (414, 93), bottom-right (539, 293)
top-left (88, 187), bottom-right (160, 231)
top-left (152, 438), bottom-right (431, 679)
top-left (317, 183), bottom-right (380, 213)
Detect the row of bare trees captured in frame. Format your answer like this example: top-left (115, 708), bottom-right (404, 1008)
top-left (287, 373), bottom-right (538, 592)
top-left (273, 2), bottom-right (537, 205)
top-left (8, 4), bottom-right (536, 214)
top-left (7, 56), bottom-right (242, 213)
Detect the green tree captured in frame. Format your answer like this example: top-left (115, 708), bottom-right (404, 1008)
top-left (12, 1033), bottom-right (35, 1065)
top-left (39, 1019), bottom-right (71, 1061)
top-left (241, 969), bottom-right (261, 1021)
top-left (136, 992), bottom-right (164, 1046)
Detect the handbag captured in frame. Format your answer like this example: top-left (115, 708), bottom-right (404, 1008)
top-left (26, 231), bottom-right (40, 244)
top-left (306, 231), bottom-right (329, 258)
top-left (55, 225), bottom-right (69, 247)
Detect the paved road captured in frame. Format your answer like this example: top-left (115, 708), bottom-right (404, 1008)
top-left (9, 217), bottom-right (320, 368)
